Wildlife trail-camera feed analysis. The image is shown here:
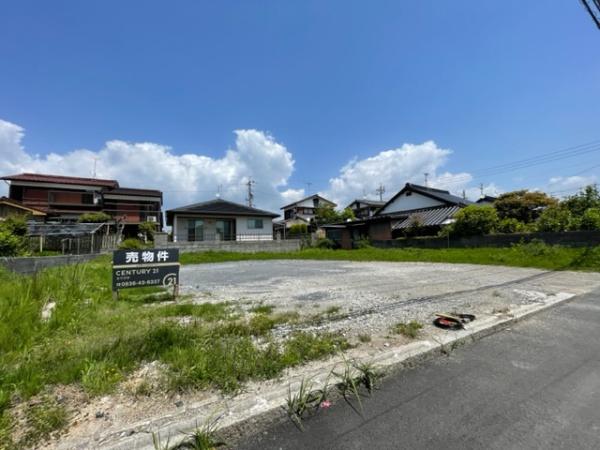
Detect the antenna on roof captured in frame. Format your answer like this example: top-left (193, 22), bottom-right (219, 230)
top-left (479, 183), bottom-right (484, 198)
top-left (216, 184), bottom-right (222, 198)
top-left (246, 178), bottom-right (255, 207)
top-left (305, 181), bottom-right (312, 192)
top-left (462, 189), bottom-right (466, 200)
top-left (92, 157), bottom-right (99, 178)
top-left (375, 184), bottom-right (386, 202)
top-left (424, 173), bottom-right (429, 186)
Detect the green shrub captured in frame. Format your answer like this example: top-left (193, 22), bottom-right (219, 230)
top-left (562, 185), bottom-right (600, 217)
top-left (496, 217), bottom-right (526, 234)
top-left (535, 206), bottom-right (571, 232)
top-left (580, 208), bottom-right (600, 231)
top-left (1, 215), bottom-right (28, 236)
top-left (354, 237), bottom-right (372, 249)
top-left (78, 212), bottom-right (111, 223)
top-left (0, 229), bottom-right (23, 256)
top-left (138, 221), bottom-right (157, 241)
top-left (289, 224), bottom-right (308, 235)
top-left (118, 238), bottom-right (145, 249)
top-left (315, 238), bottom-right (336, 249)
top-left (452, 205), bottom-right (498, 237)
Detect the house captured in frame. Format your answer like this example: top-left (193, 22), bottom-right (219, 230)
top-left (476, 195), bottom-right (497, 205)
top-left (166, 198), bottom-right (279, 242)
top-left (324, 183), bottom-right (472, 248)
top-left (280, 194), bottom-right (336, 228)
top-left (346, 198), bottom-right (386, 219)
top-left (0, 173), bottom-right (163, 234)
top-left (0, 197), bottom-right (46, 221)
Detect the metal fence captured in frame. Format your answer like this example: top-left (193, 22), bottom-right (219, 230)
top-left (182, 232), bottom-right (275, 242)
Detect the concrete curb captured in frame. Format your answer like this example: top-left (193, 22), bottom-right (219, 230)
top-left (72, 291), bottom-right (576, 450)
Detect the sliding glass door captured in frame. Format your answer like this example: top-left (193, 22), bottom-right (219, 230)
top-left (216, 219), bottom-right (235, 241)
top-left (187, 219), bottom-right (204, 241)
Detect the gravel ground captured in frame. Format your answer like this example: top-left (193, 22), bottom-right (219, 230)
top-left (181, 260), bottom-right (600, 340)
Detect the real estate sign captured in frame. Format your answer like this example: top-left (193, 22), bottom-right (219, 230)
top-left (112, 248), bottom-right (180, 292)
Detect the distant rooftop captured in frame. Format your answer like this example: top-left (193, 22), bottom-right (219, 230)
top-left (1, 173), bottom-right (118, 188)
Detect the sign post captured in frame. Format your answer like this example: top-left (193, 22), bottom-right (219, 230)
top-left (112, 248), bottom-right (180, 299)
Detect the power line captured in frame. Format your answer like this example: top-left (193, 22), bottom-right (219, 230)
top-left (580, 0), bottom-right (600, 28)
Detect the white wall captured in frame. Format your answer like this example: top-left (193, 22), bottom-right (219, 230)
top-left (379, 192), bottom-right (443, 214)
top-left (236, 216), bottom-right (273, 240)
top-left (173, 215), bottom-right (273, 241)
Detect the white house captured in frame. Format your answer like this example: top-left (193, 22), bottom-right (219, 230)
top-left (165, 199), bottom-right (279, 242)
top-left (280, 194), bottom-right (336, 228)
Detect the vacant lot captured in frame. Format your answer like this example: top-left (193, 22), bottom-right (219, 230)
top-left (181, 259), bottom-right (600, 342)
top-left (2, 245), bottom-right (600, 449)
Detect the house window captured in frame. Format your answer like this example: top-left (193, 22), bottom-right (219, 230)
top-left (247, 218), bottom-right (263, 229)
top-left (82, 193), bottom-right (94, 204)
top-left (188, 219), bottom-right (204, 241)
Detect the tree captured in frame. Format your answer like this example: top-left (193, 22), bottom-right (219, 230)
top-left (580, 208), bottom-right (600, 231)
top-left (494, 190), bottom-right (557, 223)
top-left (313, 206), bottom-right (355, 225)
top-left (451, 205), bottom-right (498, 237)
top-left (289, 223), bottom-right (308, 235)
top-left (562, 185), bottom-right (600, 217)
top-left (138, 221), bottom-right (157, 242)
top-left (496, 217), bottom-right (526, 234)
top-left (535, 206), bottom-right (572, 232)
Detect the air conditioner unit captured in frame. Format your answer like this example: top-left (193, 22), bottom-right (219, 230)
top-left (147, 216), bottom-right (157, 223)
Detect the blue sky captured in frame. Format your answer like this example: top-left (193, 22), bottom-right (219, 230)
top-left (1, 1), bottom-right (599, 211)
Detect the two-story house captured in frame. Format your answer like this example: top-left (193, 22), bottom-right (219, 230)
top-left (0, 173), bottom-right (163, 234)
top-left (280, 194), bottom-right (336, 228)
top-left (346, 198), bottom-right (386, 219)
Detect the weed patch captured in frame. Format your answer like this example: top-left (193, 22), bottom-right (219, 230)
top-left (392, 321), bottom-right (423, 339)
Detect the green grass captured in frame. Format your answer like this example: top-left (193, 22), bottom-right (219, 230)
top-left (22, 396), bottom-right (68, 447)
top-left (0, 259), bottom-right (349, 443)
top-left (179, 243), bottom-right (600, 271)
top-left (2, 242), bottom-right (600, 444)
top-left (392, 321), bottom-right (423, 339)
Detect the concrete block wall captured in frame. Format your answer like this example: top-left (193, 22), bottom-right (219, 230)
top-left (162, 239), bottom-right (301, 253)
top-left (1, 254), bottom-right (103, 274)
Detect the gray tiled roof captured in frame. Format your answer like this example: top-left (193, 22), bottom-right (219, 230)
top-left (167, 199), bottom-right (278, 217)
top-left (391, 206), bottom-right (461, 229)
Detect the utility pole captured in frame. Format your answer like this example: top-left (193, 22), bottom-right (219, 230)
top-left (376, 184), bottom-right (386, 202)
top-left (479, 183), bottom-right (484, 197)
top-left (424, 173), bottom-right (429, 186)
top-left (246, 178), bottom-right (255, 207)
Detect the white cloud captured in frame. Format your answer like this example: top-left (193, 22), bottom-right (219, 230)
top-left (0, 119), bottom-right (295, 214)
top-left (546, 175), bottom-right (597, 197)
top-left (325, 141), bottom-right (475, 207)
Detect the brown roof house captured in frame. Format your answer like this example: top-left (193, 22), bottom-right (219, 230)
top-left (1, 173), bottom-right (163, 234)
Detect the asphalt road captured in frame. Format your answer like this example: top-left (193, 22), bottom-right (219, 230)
top-left (238, 289), bottom-right (600, 450)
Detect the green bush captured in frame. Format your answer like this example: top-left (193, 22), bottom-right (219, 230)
top-left (314, 238), bottom-right (336, 249)
top-left (496, 217), bottom-right (526, 234)
top-left (1, 215), bottom-right (28, 236)
top-left (118, 238), bottom-right (145, 250)
top-left (535, 206), bottom-right (571, 232)
top-left (452, 205), bottom-right (498, 237)
top-left (289, 224), bottom-right (308, 235)
top-left (138, 221), bottom-right (157, 241)
top-left (354, 237), bottom-right (372, 249)
top-left (0, 229), bottom-right (23, 256)
top-left (562, 185), bottom-right (600, 217)
top-left (579, 208), bottom-right (600, 231)
top-left (78, 212), bottom-right (112, 223)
